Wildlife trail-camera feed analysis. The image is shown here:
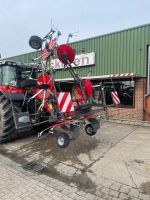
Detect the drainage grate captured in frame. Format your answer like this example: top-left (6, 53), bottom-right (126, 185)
top-left (22, 161), bottom-right (46, 172)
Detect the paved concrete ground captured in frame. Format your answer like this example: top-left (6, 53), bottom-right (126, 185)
top-left (0, 121), bottom-right (150, 200)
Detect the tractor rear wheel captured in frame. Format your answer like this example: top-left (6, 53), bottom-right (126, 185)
top-left (0, 94), bottom-right (17, 143)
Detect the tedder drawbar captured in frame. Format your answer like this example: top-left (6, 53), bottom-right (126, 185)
top-left (0, 29), bottom-right (106, 147)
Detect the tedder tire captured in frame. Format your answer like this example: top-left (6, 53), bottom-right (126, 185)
top-left (0, 94), bottom-right (17, 143)
top-left (29, 35), bottom-right (42, 50)
top-left (85, 118), bottom-right (100, 136)
top-left (85, 124), bottom-right (96, 136)
top-left (57, 133), bottom-right (70, 148)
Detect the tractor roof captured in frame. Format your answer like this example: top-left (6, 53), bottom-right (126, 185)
top-left (0, 60), bottom-right (32, 70)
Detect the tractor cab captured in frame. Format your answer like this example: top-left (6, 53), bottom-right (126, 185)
top-left (0, 61), bottom-right (37, 101)
top-left (0, 61), bottom-right (35, 87)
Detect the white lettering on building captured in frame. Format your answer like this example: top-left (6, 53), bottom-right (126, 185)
top-left (51, 52), bottom-right (95, 70)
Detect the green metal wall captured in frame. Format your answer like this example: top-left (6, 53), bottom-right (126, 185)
top-left (6, 24), bottom-right (150, 79)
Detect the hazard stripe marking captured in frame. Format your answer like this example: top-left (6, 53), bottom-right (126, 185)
top-left (66, 98), bottom-right (74, 112)
top-left (61, 93), bottom-right (70, 112)
top-left (59, 93), bottom-right (69, 110)
top-left (111, 91), bottom-right (120, 105)
top-left (57, 92), bottom-right (64, 105)
top-left (56, 92), bottom-right (74, 112)
top-left (111, 73), bottom-right (134, 77)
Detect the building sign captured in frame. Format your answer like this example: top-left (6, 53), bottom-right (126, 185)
top-left (51, 52), bottom-right (95, 70)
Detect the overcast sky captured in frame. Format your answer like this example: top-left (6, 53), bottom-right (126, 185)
top-left (0, 0), bottom-right (150, 58)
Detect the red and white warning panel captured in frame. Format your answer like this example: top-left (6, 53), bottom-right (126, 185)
top-left (41, 39), bottom-right (57, 60)
top-left (57, 92), bottom-right (74, 113)
top-left (111, 91), bottom-right (120, 105)
top-left (111, 73), bottom-right (134, 77)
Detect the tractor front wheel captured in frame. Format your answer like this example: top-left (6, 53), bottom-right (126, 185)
top-left (0, 94), bottom-right (17, 143)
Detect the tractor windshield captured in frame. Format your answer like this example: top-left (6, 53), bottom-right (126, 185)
top-left (0, 66), bottom-right (17, 86)
top-left (0, 65), bottom-right (34, 86)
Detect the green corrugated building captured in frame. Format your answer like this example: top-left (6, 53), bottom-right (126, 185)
top-left (4, 23), bottom-right (150, 121)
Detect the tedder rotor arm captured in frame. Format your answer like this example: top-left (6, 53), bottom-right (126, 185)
top-left (57, 44), bottom-right (88, 102)
top-left (64, 62), bottom-right (87, 102)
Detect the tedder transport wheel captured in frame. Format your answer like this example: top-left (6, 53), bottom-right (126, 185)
top-left (0, 94), bottom-right (17, 143)
top-left (85, 124), bottom-right (96, 136)
top-left (29, 35), bottom-right (42, 50)
top-left (57, 133), bottom-right (70, 148)
top-left (85, 118), bottom-right (100, 136)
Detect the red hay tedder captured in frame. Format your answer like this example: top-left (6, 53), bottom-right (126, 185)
top-left (0, 29), bottom-right (105, 147)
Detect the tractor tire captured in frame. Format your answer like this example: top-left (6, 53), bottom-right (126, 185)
top-left (0, 94), bottom-right (17, 143)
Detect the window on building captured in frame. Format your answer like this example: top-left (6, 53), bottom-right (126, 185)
top-left (92, 80), bottom-right (135, 107)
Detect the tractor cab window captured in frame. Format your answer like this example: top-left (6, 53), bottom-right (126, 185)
top-left (0, 66), bottom-right (17, 86)
top-left (18, 70), bottom-right (32, 80)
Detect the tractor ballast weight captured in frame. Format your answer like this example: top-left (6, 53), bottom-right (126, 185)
top-left (0, 29), bottom-right (105, 147)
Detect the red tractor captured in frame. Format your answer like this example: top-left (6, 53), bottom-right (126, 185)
top-left (0, 29), bottom-right (104, 147)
